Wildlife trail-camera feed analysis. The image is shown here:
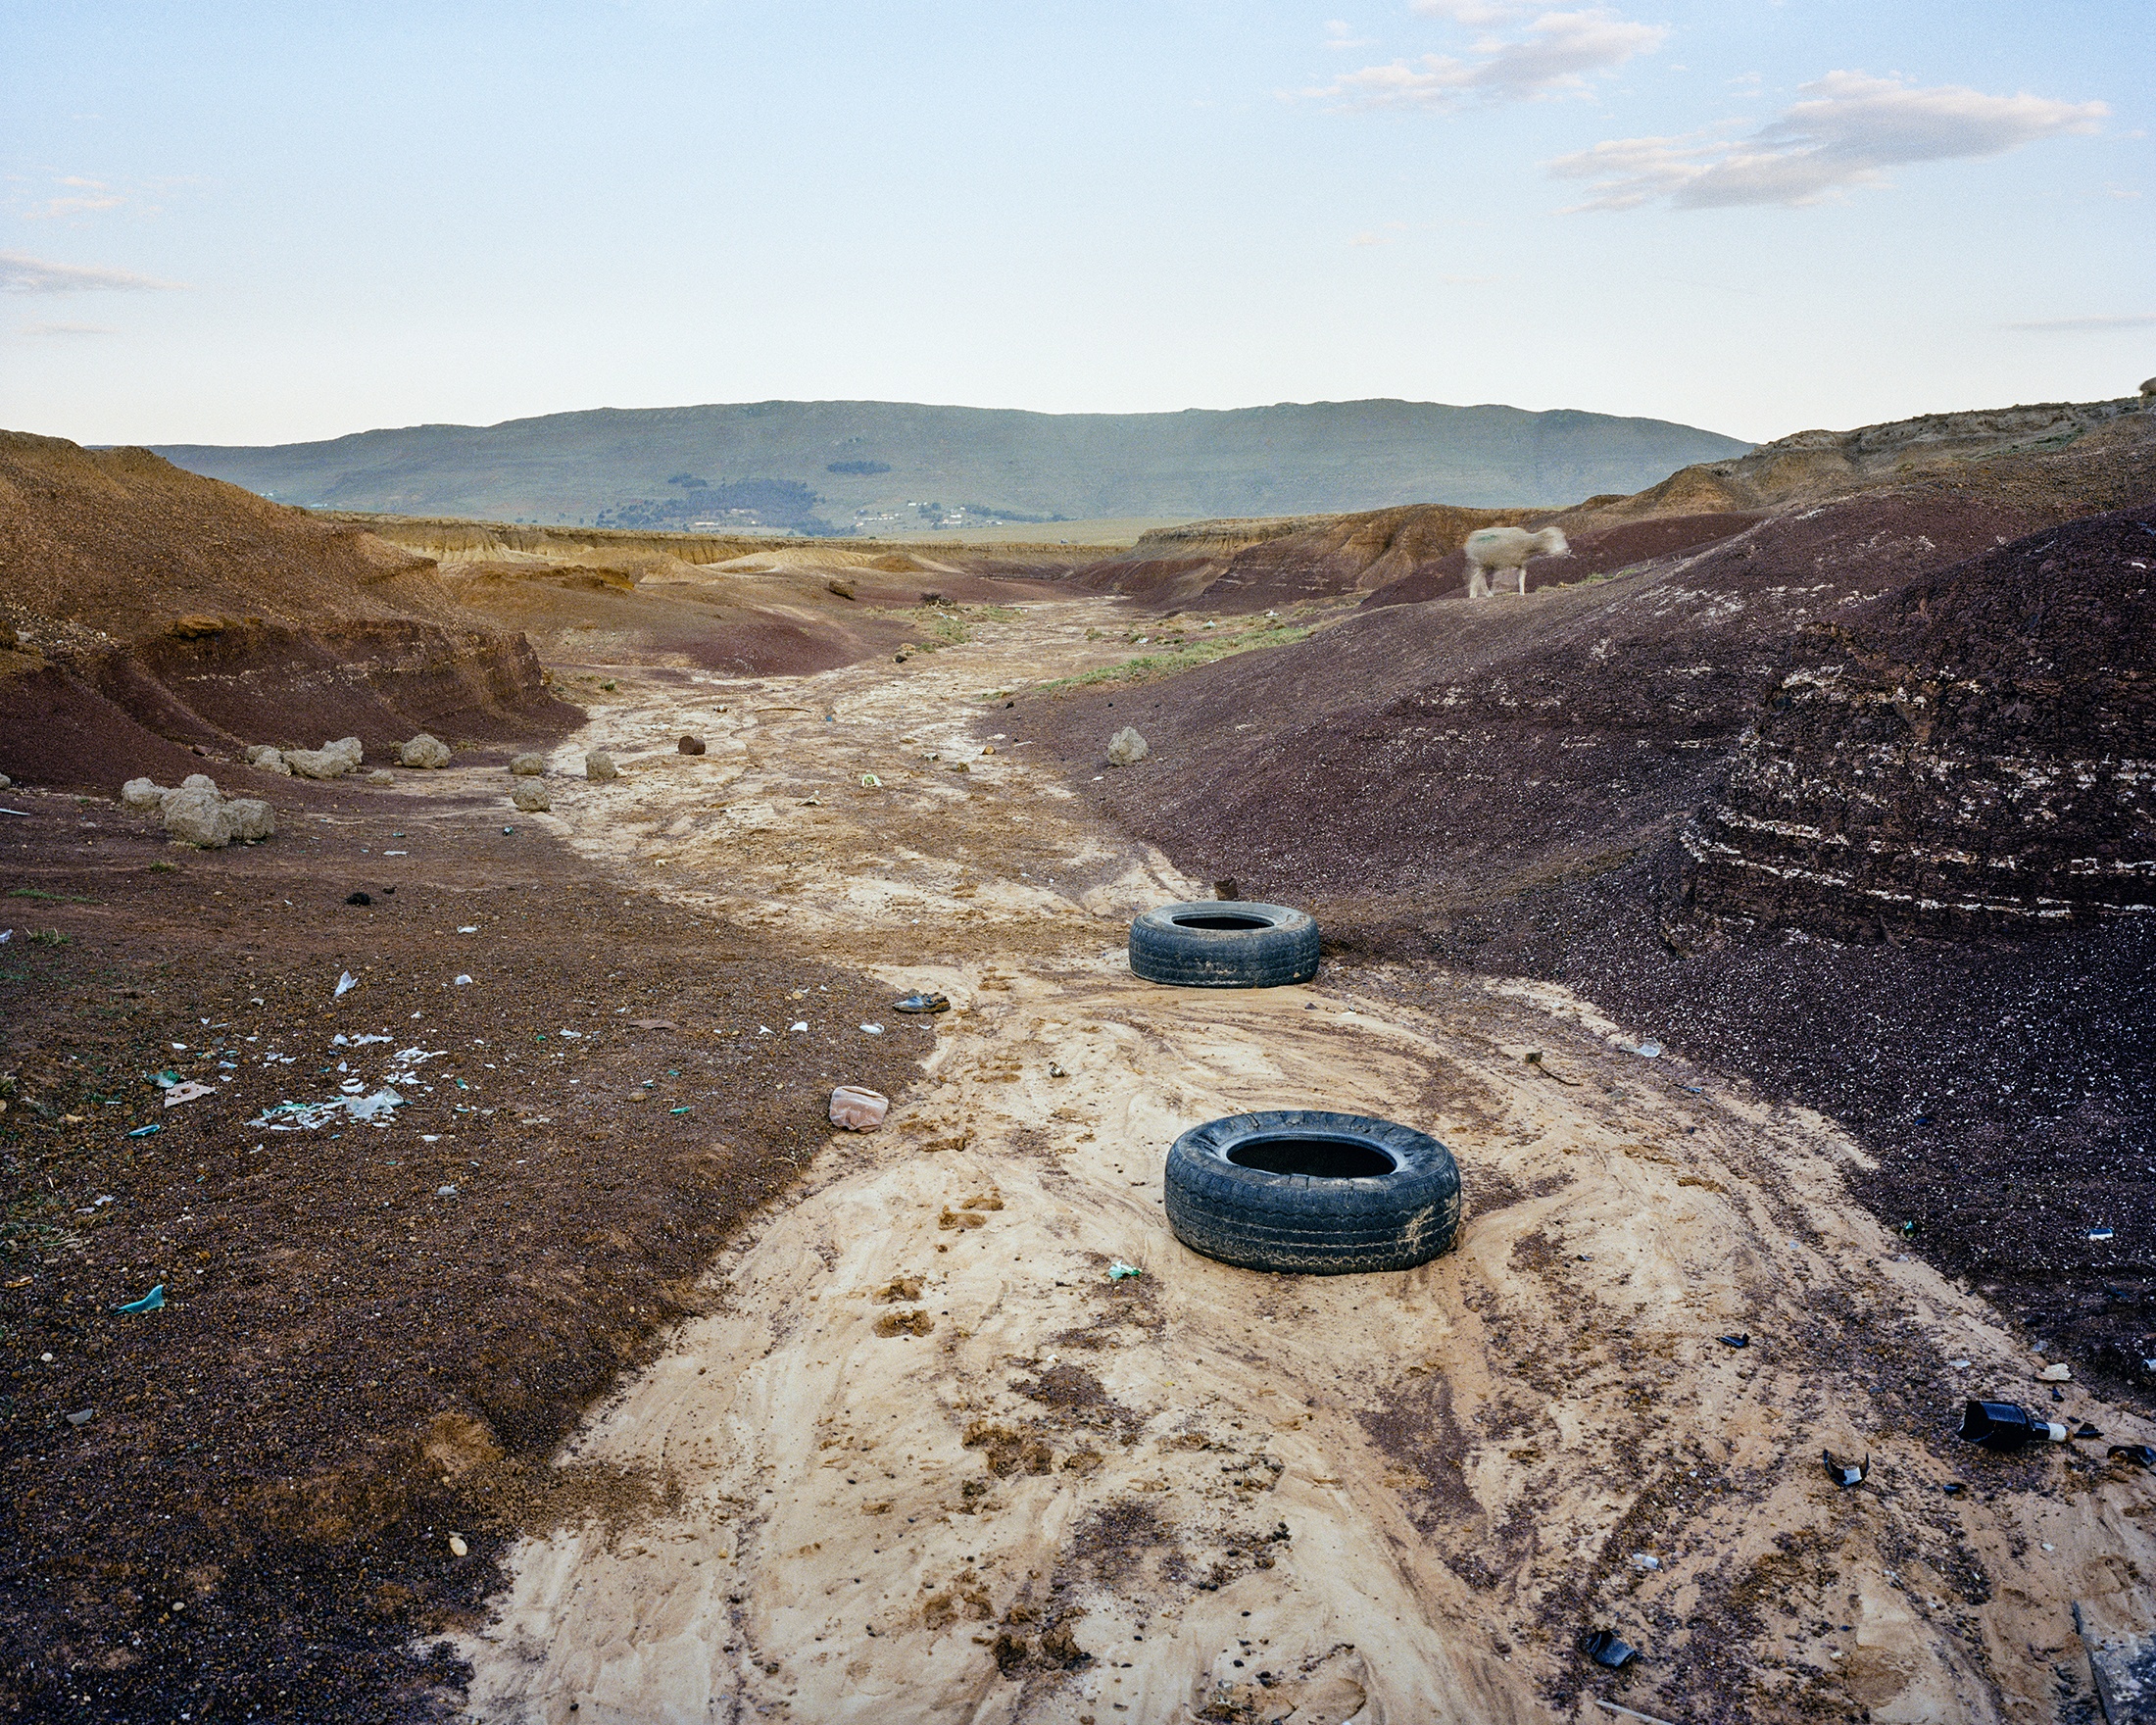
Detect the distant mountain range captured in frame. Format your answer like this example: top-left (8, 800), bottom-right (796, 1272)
top-left (152, 399), bottom-right (1752, 534)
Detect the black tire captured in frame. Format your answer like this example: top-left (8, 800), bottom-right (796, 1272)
top-left (1129, 901), bottom-right (1319, 989)
top-left (1164, 1109), bottom-right (1461, 1275)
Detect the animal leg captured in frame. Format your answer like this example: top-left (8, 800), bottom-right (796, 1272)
top-left (1467, 562), bottom-right (1489, 599)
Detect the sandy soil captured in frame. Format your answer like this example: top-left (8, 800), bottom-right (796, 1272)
top-left (450, 600), bottom-right (2156, 1724)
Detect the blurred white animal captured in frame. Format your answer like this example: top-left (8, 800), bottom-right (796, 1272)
top-left (1464, 525), bottom-right (1570, 598)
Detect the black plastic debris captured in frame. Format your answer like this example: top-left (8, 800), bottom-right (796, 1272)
top-left (1960, 1400), bottom-right (2068, 1452)
top-left (893, 993), bottom-right (950, 1014)
top-left (1581, 1629), bottom-right (1638, 1669)
top-left (1718, 1334), bottom-right (1750, 1349)
top-left (2077, 1423), bottom-right (2103, 1439)
top-left (346, 891), bottom-right (372, 906)
top-left (1823, 1450), bottom-right (1868, 1488)
top-left (1940, 1481), bottom-right (1963, 1496)
top-left (2110, 1445), bottom-right (2156, 1468)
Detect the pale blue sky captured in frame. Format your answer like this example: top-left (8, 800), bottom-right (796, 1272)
top-left (2, 0), bottom-right (2148, 447)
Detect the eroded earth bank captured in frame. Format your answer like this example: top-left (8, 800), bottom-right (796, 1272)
top-left (448, 602), bottom-right (2156, 1725)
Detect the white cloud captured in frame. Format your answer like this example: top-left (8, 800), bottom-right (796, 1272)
top-left (2003, 313), bottom-right (2156, 333)
top-left (18, 320), bottom-right (120, 337)
top-left (26, 176), bottom-right (126, 219)
top-left (1312, 6), bottom-right (1664, 111)
top-left (0, 252), bottom-right (178, 293)
top-left (1549, 71), bottom-right (2108, 211)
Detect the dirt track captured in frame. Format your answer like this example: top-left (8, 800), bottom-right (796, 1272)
top-left (448, 601), bottom-right (2156, 1724)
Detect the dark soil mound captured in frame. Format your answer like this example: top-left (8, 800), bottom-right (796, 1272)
top-left (0, 432), bottom-right (575, 793)
top-left (1688, 503), bottom-right (2156, 941)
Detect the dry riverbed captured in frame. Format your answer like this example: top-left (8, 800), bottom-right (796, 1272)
top-left (446, 600), bottom-right (2156, 1724)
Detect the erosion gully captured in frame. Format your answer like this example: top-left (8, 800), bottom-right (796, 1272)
top-left (420, 597), bottom-right (2156, 1725)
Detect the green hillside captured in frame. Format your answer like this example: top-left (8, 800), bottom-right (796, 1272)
top-left (153, 398), bottom-right (1751, 535)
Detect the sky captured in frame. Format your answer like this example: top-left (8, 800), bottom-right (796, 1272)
top-left (1, 0), bottom-right (2148, 447)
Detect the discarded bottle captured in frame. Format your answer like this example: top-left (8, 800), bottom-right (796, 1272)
top-left (2110, 1445), bottom-right (2156, 1468)
top-left (1581, 1629), bottom-right (1638, 1669)
top-left (1959, 1401), bottom-right (2068, 1452)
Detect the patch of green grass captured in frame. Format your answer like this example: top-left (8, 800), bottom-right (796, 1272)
top-left (149, 862), bottom-right (177, 873)
top-left (1032, 619), bottom-right (1316, 695)
top-left (26, 929), bottom-right (70, 948)
top-left (8, 888), bottom-right (94, 903)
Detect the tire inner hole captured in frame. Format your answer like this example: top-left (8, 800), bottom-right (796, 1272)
top-left (1226, 1136), bottom-right (1396, 1179)
top-left (1171, 913), bottom-right (1274, 931)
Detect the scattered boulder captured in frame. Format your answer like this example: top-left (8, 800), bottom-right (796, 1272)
top-left (168, 614), bottom-right (228, 640)
top-left (0, 772), bottom-right (10, 790)
top-left (365, 769), bottom-right (396, 786)
top-left (1106, 725), bottom-right (1150, 766)
top-left (160, 783), bottom-right (233, 849)
top-left (585, 751), bottom-right (618, 781)
top-left (245, 744), bottom-right (291, 775)
top-left (400, 733), bottom-right (452, 769)
top-left (224, 798), bottom-right (275, 842)
top-left (825, 577), bottom-right (857, 601)
top-left (284, 737), bottom-right (364, 780)
top-left (678, 735), bottom-right (707, 756)
top-left (121, 777), bottom-right (166, 811)
top-left (510, 753), bottom-right (546, 776)
top-left (510, 779), bottom-right (552, 813)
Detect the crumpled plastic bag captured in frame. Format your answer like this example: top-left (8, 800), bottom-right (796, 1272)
top-left (829, 1085), bottom-right (889, 1131)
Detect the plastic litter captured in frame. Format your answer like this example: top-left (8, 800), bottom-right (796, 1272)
top-left (1959, 1400), bottom-right (2068, 1451)
top-left (894, 993), bottom-right (950, 1014)
top-left (334, 970), bottom-right (357, 998)
top-left (2077, 1422), bottom-right (2103, 1439)
top-left (1718, 1334), bottom-right (1750, 1349)
top-left (66, 1407), bottom-right (93, 1427)
top-left (448, 1533), bottom-right (468, 1558)
top-left (113, 1284), bottom-right (166, 1314)
top-left (2089, 1228), bottom-right (2115, 1241)
top-left (454, 974), bottom-right (472, 986)
top-left (162, 1081), bottom-right (216, 1109)
top-left (2110, 1445), bottom-right (2156, 1468)
top-left (629, 1018), bottom-right (677, 1030)
top-left (1823, 1450), bottom-right (1868, 1488)
top-left (1635, 1041), bottom-right (1662, 1059)
top-left (1106, 1261), bottom-right (1143, 1282)
top-left (669, 1106), bottom-right (692, 1115)
top-left (250, 1089), bottom-right (405, 1131)
top-left (1631, 1552), bottom-right (1660, 1570)
top-left (1940, 1481), bottom-right (1963, 1496)
top-left (126, 1123), bottom-right (161, 1138)
top-left (346, 892), bottom-right (372, 906)
top-left (435, 1185), bottom-right (457, 1197)
top-left (829, 1085), bottom-right (890, 1131)
top-left (1581, 1629), bottom-right (1639, 1669)
top-left (860, 773), bottom-right (881, 787)
top-left (2038, 1362), bottom-right (2072, 1382)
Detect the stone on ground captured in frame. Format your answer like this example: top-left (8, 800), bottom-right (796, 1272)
top-left (400, 733), bottom-right (452, 768)
top-left (245, 745), bottom-right (291, 775)
top-left (365, 769), bottom-right (396, 786)
top-left (510, 753), bottom-right (546, 776)
top-left (161, 784), bottom-right (234, 849)
top-left (1106, 725), bottom-right (1150, 766)
top-left (224, 798), bottom-right (275, 842)
top-left (121, 778), bottom-right (167, 811)
top-left (585, 751), bottom-right (618, 781)
top-left (678, 735), bottom-right (707, 756)
top-left (511, 779), bottom-right (552, 813)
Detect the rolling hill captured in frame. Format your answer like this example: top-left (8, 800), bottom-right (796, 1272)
top-left (151, 398), bottom-right (1751, 533)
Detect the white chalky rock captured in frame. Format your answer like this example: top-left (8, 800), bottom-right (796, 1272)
top-left (510, 779), bottom-right (552, 813)
top-left (400, 733), bottom-right (451, 768)
top-left (1105, 725), bottom-right (1150, 766)
top-left (365, 769), bottom-right (396, 786)
top-left (584, 751), bottom-right (617, 781)
top-left (510, 753), bottom-right (546, 777)
top-left (224, 798), bottom-right (275, 842)
top-left (161, 784), bottom-right (234, 849)
top-left (246, 745), bottom-right (291, 775)
top-left (121, 778), bottom-right (168, 812)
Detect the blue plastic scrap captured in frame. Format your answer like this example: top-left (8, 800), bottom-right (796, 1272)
top-left (1106, 1261), bottom-right (1143, 1282)
top-left (113, 1284), bottom-right (166, 1314)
